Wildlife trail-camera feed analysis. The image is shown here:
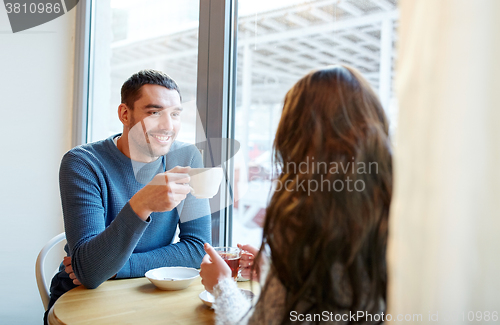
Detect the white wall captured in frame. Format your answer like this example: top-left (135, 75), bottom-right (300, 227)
top-left (0, 7), bottom-right (75, 324)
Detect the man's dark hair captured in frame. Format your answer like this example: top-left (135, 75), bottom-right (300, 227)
top-left (121, 69), bottom-right (181, 109)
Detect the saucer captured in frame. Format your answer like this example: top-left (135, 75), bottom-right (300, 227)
top-left (199, 290), bottom-right (215, 307)
top-left (199, 289), bottom-right (255, 308)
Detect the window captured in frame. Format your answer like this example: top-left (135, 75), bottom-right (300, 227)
top-left (231, 0), bottom-right (399, 247)
top-left (88, 0), bottom-right (200, 145)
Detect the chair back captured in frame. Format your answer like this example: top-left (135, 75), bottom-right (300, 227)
top-left (35, 232), bottom-right (66, 310)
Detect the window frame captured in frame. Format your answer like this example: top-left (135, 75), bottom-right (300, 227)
top-left (196, 0), bottom-right (238, 247)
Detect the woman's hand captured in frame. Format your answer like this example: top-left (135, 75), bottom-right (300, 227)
top-left (200, 243), bottom-right (232, 293)
top-left (238, 244), bottom-right (260, 281)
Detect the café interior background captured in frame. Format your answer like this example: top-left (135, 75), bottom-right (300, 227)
top-left (1, 0), bottom-right (499, 323)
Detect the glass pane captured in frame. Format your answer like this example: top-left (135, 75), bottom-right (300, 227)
top-left (89, 0), bottom-right (200, 145)
top-left (232, 0), bottom-right (399, 248)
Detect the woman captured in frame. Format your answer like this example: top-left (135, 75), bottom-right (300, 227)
top-left (201, 65), bottom-right (392, 324)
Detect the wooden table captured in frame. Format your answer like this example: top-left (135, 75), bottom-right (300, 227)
top-left (48, 277), bottom-right (255, 325)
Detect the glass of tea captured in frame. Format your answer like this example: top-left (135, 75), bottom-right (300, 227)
top-left (213, 247), bottom-right (241, 280)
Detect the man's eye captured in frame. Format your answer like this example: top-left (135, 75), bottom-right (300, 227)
top-left (151, 111), bottom-right (161, 116)
top-left (172, 112), bottom-right (181, 117)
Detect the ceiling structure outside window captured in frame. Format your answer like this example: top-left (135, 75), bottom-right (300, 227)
top-left (110, 0), bottom-right (398, 125)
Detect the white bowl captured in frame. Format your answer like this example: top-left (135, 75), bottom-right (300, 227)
top-left (145, 267), bottom-right (200, 290)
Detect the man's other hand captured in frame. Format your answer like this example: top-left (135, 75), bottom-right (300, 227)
top-left (129, 166), bottom-right (192, 220)
top-left (63, 256), bottom-right (82, 286)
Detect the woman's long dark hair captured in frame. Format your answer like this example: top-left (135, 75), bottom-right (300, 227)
top-left (253, 65), bottom-right (392, 324)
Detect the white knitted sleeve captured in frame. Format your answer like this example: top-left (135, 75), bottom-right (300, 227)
top-left (213, 278), bottom-right (253, 325)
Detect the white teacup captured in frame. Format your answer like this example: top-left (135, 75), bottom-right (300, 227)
top-left (188, 167), bottom-right (223, 199)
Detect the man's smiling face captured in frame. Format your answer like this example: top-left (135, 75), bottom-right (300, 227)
top-left (126, 84), bottom-right (182, 162)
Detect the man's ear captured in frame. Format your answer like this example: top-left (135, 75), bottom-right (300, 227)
top-left (118, 103), bottom-right (130, 126)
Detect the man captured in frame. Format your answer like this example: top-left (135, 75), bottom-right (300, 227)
top-left (44, 70), bottom-right (211, 320)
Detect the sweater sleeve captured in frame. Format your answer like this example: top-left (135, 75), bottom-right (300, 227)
top-left (212, 252), bottom-right (283, 325)
top-left (116, 213), bottom-right (211, 278)
top-left (213, 278), bottom-right (253, 325)
top-left (60, 152), bottom-right (150, 289)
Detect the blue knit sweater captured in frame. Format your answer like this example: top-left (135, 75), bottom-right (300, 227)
top-left (48, 135), bottom-right (211, 307)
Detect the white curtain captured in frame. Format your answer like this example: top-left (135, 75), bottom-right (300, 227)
top-left (387, 0), bottom-right (500, 323)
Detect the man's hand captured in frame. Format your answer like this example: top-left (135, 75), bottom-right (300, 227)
top-left (237, 244), bottom-right (260, 281)
top-left (63, 256), bottom-right (82, 286)
top-left (129, 166), bottom-right (192, 220)
top-left (200, 243), bottom-right (232, 293)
